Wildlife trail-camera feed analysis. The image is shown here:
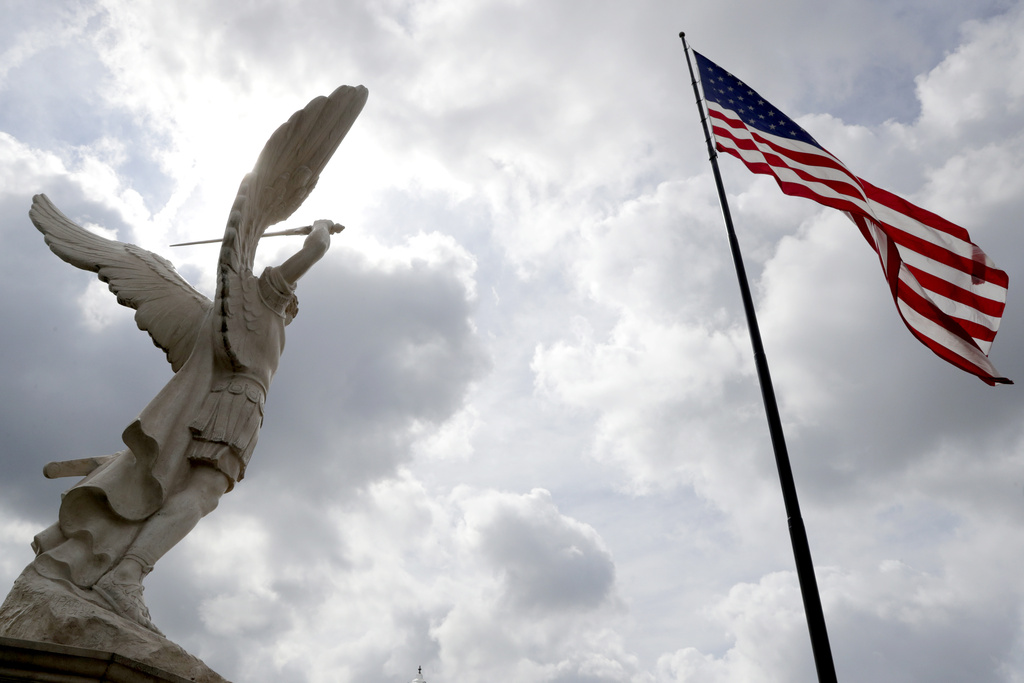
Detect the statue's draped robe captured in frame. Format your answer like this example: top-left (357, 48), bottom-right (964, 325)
top-left (32, 267), bottom-right (292, 589)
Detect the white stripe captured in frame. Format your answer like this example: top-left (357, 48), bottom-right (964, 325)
top-left (867, 197), bottom-right (998, 268)
top-left (855, 194), bottom-right (1007, 308)
top-left (709, 104), bottom-right (863, 186)
top-left (715, 133), bottom-right (876, 216)
top-left (715, 105), bottom-right (1004, 292)
top-left (865, 207), bottom-right (998, 359)
top-left (708, 105), bottom-right (839, 157)
top-left (891, 242), bottom-right (997, 351)
top-left (709, 117), bottom-right (872, 212)
top-left (861, 217), bottom-right (890, 275)
top-left (891, 241), bottom-right (1007, 304)
top-left (858, 215), bottom-right (1001, 343)
top-left (895, 265), bottom-right (997, 352)
top-left (895, 292), bottom-right (999, 374)
top-left (711, 107), bottom-right (1003, 309)
top-left (717, 118), bottom-right (1007, 316)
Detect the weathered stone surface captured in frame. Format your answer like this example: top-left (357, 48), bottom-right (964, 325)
top-left (0, 567), bottom-right (228, 683)
top-left (0, 635), bottom-right (204, 682)
top-left (4, 83), bottom-right (370, 681)
top-left (24, 83), bottom-right (367, 636)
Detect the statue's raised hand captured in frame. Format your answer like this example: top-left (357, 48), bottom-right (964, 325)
top-left (306, 220), bottom-right (337, 256)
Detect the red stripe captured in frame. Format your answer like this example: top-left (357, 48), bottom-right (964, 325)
top-left (882, 222), bottom-right (1009, 287)
top-left (853, 214), bottom-right (987, 346)
top-left (895, 275), bottom-right (987, 365)
top-left (708, 115), bottom-right (870, 208)
top-left (905, 265), bottom-right (1007, 319)
top-left (709, 117), bottom-right (862, 192)
top-left (861, 178), bottom-right (973, 243)
top-left (850, 213), bottom-right (1007, 383)
top-left (717, 120), bottom-right (1007, 321)
top-left (898, 276), bottom-right (985, 347)
top-left (715, 139), bottom-right (872, 219)
top-left (713, 126), bottom-right (867, 204)
top-left (709, 110), bottom-right (855, 177)
top-left (954, 318), bottom-right (997, 344)
top-left (905, 323), bottom-right (1006, 385)
top-left (714, 110), bottom-right (1008, 288)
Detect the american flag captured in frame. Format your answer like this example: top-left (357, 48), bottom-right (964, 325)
top-left (693, 50), bottom-right (1010, 385)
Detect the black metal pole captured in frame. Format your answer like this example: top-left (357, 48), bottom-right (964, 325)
top-left (678, 32), bottom-right (838, 683)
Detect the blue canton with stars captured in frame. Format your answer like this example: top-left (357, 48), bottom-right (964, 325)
top-left (693, 51), bottom-right (822, 149)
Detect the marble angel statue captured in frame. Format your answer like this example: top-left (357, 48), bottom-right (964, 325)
top-left (23, 84), bottom-right (368, 635)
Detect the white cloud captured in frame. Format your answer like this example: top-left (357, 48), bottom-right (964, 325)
top-left (159, 478), bottom-right (638, 683)
top-left (412, 404), bottom-right (482, 461)
top-left (0, 509), bottom-right (39, 586)
top-left (916, 3), bottom-right (1024, 136)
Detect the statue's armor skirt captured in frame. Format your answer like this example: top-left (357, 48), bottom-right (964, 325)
top-left (187, 374), bottom-right (266, 487)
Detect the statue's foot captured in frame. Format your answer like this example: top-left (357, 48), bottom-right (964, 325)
top-left (93, 573), bottom-right (164, 636)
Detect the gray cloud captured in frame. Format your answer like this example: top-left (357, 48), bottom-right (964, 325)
top-left (470, 488), bottom-right (616, 612)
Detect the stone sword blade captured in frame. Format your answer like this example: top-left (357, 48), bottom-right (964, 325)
top-left (169, 223), bottom-right (345, 247)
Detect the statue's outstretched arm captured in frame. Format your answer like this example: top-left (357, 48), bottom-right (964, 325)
top-left (220, 85), bottom-right (367, 277)
top-left (278, 219), bottom-right (335, 285)
top-left (215, 86), bottom-right (365, 371)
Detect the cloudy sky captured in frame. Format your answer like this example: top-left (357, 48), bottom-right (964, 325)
top-left (2, 1), bottom-right (1024, 681)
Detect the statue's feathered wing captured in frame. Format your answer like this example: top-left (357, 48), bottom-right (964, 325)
top-left (30, 194), bottom-right (212, 372)
top-left (29, 85), bottom-right (368, 375)
top-left (216, 85), bottom-right (367, 370)
top-left (219, 85), bottom-right (369, 275)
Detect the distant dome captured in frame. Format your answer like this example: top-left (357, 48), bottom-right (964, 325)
top-left (411, 665), bottom-right (427, 683)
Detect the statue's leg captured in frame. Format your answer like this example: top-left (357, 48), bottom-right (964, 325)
top-left (114, 463), bottom-right (229, 574)
top-left (94, 463), bottom-right (230, 633)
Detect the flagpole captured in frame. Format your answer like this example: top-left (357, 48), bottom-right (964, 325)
top-left (678, 32), bottom-right (838, 683)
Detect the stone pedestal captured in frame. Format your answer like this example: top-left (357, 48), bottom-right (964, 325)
top-left (0, 636), bottom-right (202, 682)
top-left (0, 568), bottom-right (228, 683)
